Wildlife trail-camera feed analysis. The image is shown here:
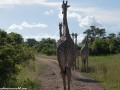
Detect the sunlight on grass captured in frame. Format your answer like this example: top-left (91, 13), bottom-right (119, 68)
top-left (79, 54), bottom-right (120, 90)
top-left (17, 56), bottom-right (48, 90)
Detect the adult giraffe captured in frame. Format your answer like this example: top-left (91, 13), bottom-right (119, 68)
top-left (74, 33), bottom-right (79, 69)
top-left (80, 33), bottom-right (89, 72)
top-left (57, 1), bottom-right (76, 90)
top-left (71, 33), bottom-right (76, 70)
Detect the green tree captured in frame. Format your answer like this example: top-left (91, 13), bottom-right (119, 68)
top-left (90, 38), bottom-right (109, 55)
top-left (26, 38), bottom-right (38, 47)
top-left (107, 33), bottom-right (120, 54)
top-left (34, 38), bottom-right (56, 55)
top-left (108, 33), bottom-right (116, 39)
top-left (0, 30), bottom-right (7, 45)
top-left (83, 26), bottom-right (106, 44)
top-left (6, 32), bottom-right (23, 44)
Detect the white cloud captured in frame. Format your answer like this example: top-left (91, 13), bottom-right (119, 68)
top-left (39, 2), bottom-right (60, 7)
top-left (8, 22), bottom-right (48, 30)
top-left (58, 10), bottom-right (102, 28)
top-left (77, 34), bottom-right (86, 43)
top-left (58, 6), bottom-right (120, 30)
top-left (58, 11), bottom-right (62, 20)
top-left (44, 10), bottom-right (54, 15)
top-left (79, 16), bottom-right (102, 28)
top-left (0, 0), bottom-right (61, 7)
top-left (68, 12), bottom-right (81, 19)
top-left (23, 33), bottom-right (84, 43)
top-left (23, 33), bottom-right (59, 41)
top-left (0, 0), bottom-right (45, 5)
top-left (8, 24), bottom-right (23, 30)
top-left (69, 7), bottom-right (96, 15)
top-left (58, 10), bottom-right (81, 20)
top-left (69, 6), bottom-right (120, 24)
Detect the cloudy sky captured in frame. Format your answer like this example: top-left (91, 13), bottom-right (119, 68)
top-left (0, 0), bottom-right (120, 43)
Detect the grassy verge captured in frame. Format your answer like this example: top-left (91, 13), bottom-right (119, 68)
top-left (79, 54), bottom-right (120, 90)
top-left (37, 53), bottom-right (57, 60)
top-left (16, 56), bottom-right (48, 90)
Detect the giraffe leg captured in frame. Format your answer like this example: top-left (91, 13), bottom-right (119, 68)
top-left (72, 61), bottom-right (74, 70)
top-left (82, 59), bottom-right (84, 71)
top-left (78, 57), bottom-right (79, 70)
top-left (87, 58), bottom-right (88, 72)
top-left (66, 67), bottom-right (71, 90)
top-left (84, 59), bottom-right (86, 72)
top-left (74, 60), bottom-right (76, 70)
top-left (62, 74), bottom-right (66, 90)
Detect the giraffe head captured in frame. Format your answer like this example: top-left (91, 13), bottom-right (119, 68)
top-left (71, 33), bottom-right (75, 37)
top-left (71, 33), bottom-right (75, 41)
top-left (62, 1), bottom-right (70, 15)
top-left (85, 34), bottom-right (89, 46)
top-left (59, 22), bottom-right (62, 30)
top-left (74, 33), bottom-right (78, 38)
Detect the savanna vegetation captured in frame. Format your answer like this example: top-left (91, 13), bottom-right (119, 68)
top-left (0, 29), bottom-right (47, 89)
top-left (78, 26), bottom-right (120, 90)
top-left (81, 26), bottom-right (120, 55)
top-left (25, 26), bottom-right (120, 56)
top-left (0, 25), bottom-right (120, 90)
top-left (26, 38), bottom-right (56, 56)
top-left (84, 54), bottom-right (120, 90)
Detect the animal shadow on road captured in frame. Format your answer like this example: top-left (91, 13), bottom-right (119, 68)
top-left (73, 77), bottom-right (99, 83)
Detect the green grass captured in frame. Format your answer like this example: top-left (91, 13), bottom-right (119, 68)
top-left (79, 54), bottom-right (120, 90)
top-left (16, 56), bottom-right (48, 90)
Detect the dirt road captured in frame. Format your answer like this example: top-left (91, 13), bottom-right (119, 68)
top-left (38, 57), bottom-right (104, 90)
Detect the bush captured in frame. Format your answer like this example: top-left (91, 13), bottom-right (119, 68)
top-left (34, 38), bottom-right (56, 56)
top-left (90, 38), bottom-right (109, 55)
top-left (0, 29), bottom-right (35, 87)
top-left (22, 78), bottom-right (40, 90)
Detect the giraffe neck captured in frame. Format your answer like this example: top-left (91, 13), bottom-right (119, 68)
top-left (59, 28), bottom-right (62, 38)
top-left (72, 36), bottom-right (74, 42)
top-left (75, 37), bottom-right (77, 45)
top-left (85, 35), bottom-right (88, 46)
top-left (63, 12), bottom-right (70, 37)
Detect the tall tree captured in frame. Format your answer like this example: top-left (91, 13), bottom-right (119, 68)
top-left (82, 26), bottom-right (106, 44)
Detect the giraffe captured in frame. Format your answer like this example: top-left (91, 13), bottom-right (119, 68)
top-left (71, 33), bottom-right (76, 70)
top-left (80, 33), bottom-right (89, 72)
top-left (59, 22), bottom-right (63, 38)
top-left (57, 1), bottom-right (76, 90)
top-left (74, 33), bottom-right (79, 69)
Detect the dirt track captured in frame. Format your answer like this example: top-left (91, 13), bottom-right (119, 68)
top-left (38, 57), bottom-right (104, 90)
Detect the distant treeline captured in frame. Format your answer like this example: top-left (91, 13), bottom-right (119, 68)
top-left (26, 38), bottom-right (56, 56)
top-left (26, 26), bottom-right (120, 56)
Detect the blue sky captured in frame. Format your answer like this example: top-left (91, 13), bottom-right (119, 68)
top-left (0, 0), bottom-right (120, 43)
